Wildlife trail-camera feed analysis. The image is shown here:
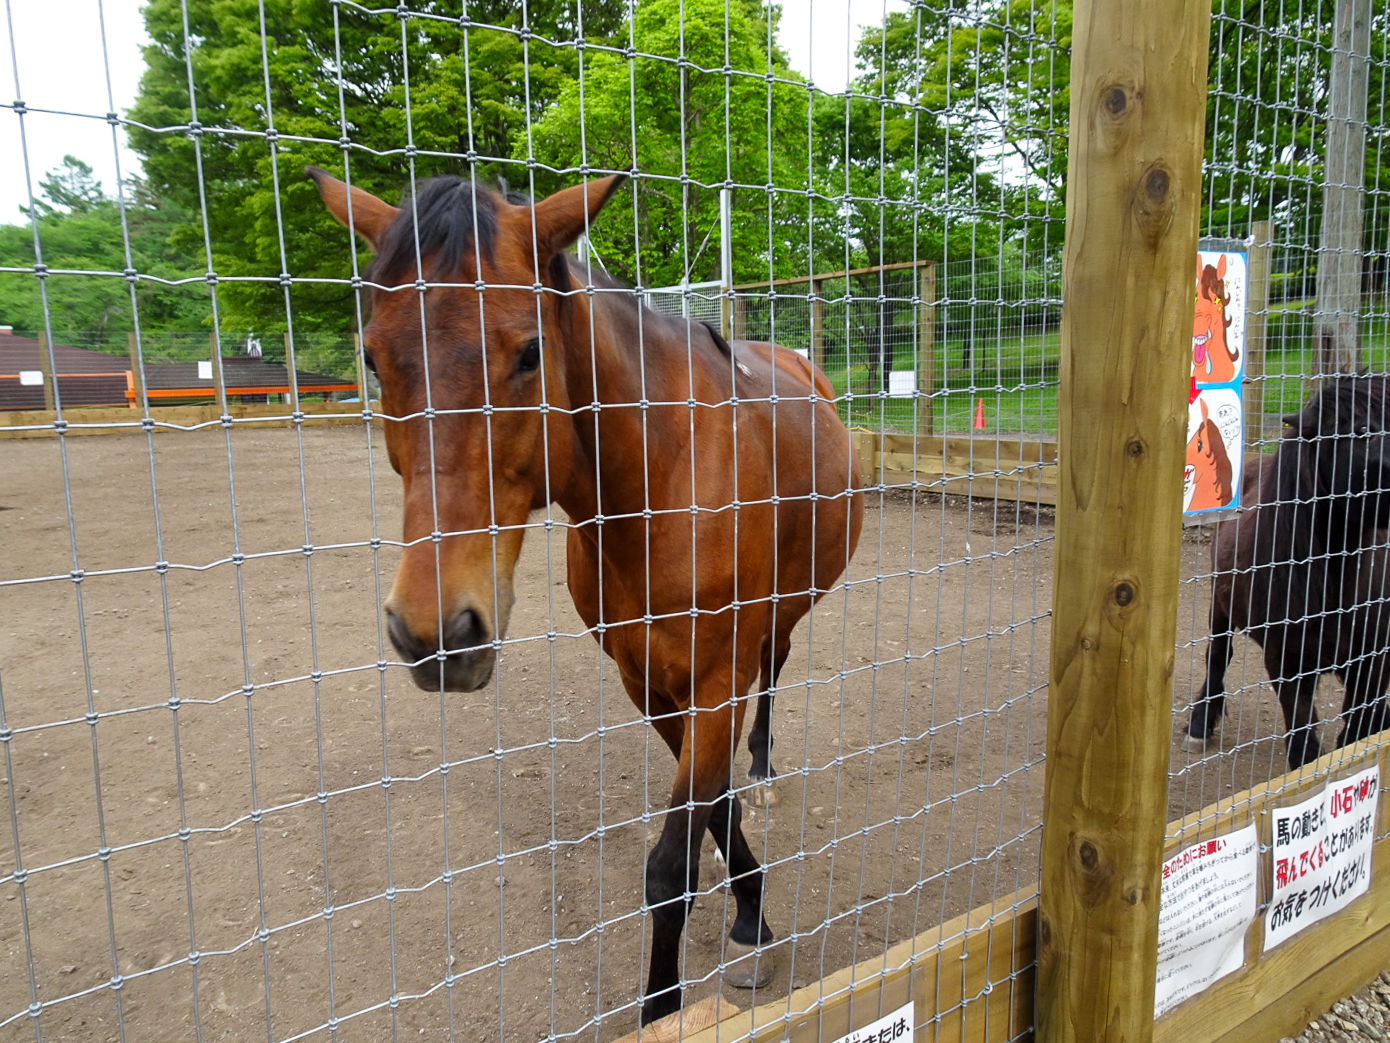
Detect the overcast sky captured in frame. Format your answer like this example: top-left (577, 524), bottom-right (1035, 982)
top-left (0, 0), bottom-right (907, 222)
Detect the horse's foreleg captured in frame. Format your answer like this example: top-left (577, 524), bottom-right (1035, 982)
top-left (640, 695), bottom-right (747, 1026)
top-left (1185, 593), bottom-right (1235, 749)
top-left (707, 784), bottom-right (774, 989)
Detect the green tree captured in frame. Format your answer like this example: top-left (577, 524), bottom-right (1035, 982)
top-left (127, 0), bottom-right (625, 335)
top-left (523, 0), bottom-right (814, 287)
top-left (0, 159), bottom-right (207, 346)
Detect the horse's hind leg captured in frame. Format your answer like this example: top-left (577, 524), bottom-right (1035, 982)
top-left (1269, 642), bottom-right (1323, 769)
top-left (707, 784), bottom-right (774, 989)
top-left (746, 633), bottom-right (790, 806)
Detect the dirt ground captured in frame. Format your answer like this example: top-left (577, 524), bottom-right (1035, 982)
top-left (0, 424), bottom-right (1337, 1042)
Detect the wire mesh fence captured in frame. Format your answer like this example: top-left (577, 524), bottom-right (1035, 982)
top-left (1, 0), bottom-right (1388, 1041)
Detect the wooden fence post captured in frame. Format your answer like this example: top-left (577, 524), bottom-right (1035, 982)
top-left (36, 331), bottom-right (55, 412)
top-left (1313, 0), bottom-right (1371, 378)
top-left (283, 332), bottom-right (300, 406)
top-left (353, 332), bottom-right (369, 404)
top-left (918, 261), bottom-right (936, 437)
top-left (128, 332), bottom-right (146, 410)
top-left (1245, 221), bottom-right (1273, 448)
top-left (1036, 0), bottom-right (1212, 1040)
top-left (209, 332), bottom-right (226, 407)
top-left (810, 279), bottom-right (825, 370)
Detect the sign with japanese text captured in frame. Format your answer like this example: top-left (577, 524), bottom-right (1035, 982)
top-left (1155, 824), bottom-right (1259, 1017)
top-left (826, 999), bottom-right (913, 1043)
top-left (1264, 765), bottom-right (1380, 952)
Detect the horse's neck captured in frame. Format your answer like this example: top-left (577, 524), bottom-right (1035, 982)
top-left (556, 291), bottom-right (679, 523)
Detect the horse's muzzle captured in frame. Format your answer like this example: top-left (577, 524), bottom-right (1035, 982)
top-left (386, 607), bottom-right (496, 692)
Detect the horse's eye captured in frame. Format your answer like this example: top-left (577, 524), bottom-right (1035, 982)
top-left (517, 338), bottom-right (541, 374)
top-left (1357, 424), bottom-right (1370, 436)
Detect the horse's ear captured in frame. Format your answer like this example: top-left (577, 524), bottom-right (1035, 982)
top-left (530, 174), bottom-right (628, 258)
top-left (1217, 254), bottom-right (1227, 279)
top-left (305, 166), bottom-right (399, 252)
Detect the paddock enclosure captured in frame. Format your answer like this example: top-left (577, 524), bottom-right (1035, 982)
top-left (5, 2), bottom-right (1390, 1042)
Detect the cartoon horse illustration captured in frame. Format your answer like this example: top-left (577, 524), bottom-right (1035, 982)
top-left (1193, 255), bottom-right (1239, 383)
top-left (1185, 398), bottom-right (1235, 511)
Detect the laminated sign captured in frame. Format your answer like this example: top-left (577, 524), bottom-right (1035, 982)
top-left (1154, 824), bottom-right (1259, 1017)
top-left (1184, 243), bottom-right (1247, 517)
top-left (1264, 765), bottom-right (1380, 952)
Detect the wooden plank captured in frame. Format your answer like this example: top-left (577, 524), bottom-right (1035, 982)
top-left (677, 889), bottom-right (1038, 1043)
top-left (1207, 921), bottom-right (1390, 1043)
top-left (879, 433), bottom-right (1056, 465)
top-left (611, 996), bottom-right (740, 1043)
top-left (1037, 0), bottom-right (1213, 1039)
top-left (811, 279), bottom-right (825, 370)
top-left (731, 259), bottom-right (924, 294)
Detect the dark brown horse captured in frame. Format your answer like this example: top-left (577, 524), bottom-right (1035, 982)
top-left (1185, 375), bottom-right (1390, 768)
top-left (308, 167), bottom-right (864, 1024)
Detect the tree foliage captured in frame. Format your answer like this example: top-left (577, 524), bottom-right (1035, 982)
top-left (0, 157), bottom-right (206, 345)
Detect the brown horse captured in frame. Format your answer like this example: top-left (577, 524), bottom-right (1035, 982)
top-left (307, 167), bottom-right (864, 1024)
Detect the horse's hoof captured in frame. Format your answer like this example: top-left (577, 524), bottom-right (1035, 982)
top-left (1182, 731), bottom-right (1213, 753)
top-left (746, 777), bottom-right (779, 808)
top-left (723, 939), bottom-right (775, 989)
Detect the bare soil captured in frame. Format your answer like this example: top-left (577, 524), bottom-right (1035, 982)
top-left (0, 425), bottom-right (1345, 1041)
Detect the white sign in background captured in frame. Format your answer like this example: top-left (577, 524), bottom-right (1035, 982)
top-left (1264, 765), bottom-right (1380, 952)
top-left (887, 370), bottom-right (916, 398)
top-left (826, 999), bottom-right (913, 1043)
top-left (1154, 823), bottom-right (1259, 1017)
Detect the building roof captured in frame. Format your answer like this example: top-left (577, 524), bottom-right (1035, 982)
top-left (0, 333), bottom-right (356, 411)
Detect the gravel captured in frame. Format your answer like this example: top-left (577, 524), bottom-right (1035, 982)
top-left (1282, 973), bottom-right (1390, 1043)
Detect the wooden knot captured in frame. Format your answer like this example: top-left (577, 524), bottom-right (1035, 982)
top-left (1131, 161), bottom-right (1176, 243)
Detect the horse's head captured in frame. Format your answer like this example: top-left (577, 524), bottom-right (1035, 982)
top-left (1289, 375), bottom-right (1390, 519)
top-left (308, 167), bottom-right (626, 690)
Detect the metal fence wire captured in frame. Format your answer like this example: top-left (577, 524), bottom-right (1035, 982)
top-left (0, 1), bottom-right (1387, 1042)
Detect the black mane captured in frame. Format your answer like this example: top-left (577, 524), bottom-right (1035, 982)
top-left (366, 177), bottom-right (733, 363)
top-left (369, 176), bottom-right (502, 284)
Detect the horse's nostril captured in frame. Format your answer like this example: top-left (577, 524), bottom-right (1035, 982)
top-left (385, 609), bottom-right (431, 664)
top-left (443, 609), bottom-right (490, 653)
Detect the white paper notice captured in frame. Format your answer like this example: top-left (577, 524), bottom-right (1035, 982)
top-left (1264, 765), bottom-right (1380, 952)
top-left (826, 999), bottom-right (913, 1043)
top-left (18, 370), bottom-right (43, 386)
top-left (1154, 823), bottom-right (1258, 1018)
top-left (887, 371), bottom-right (916, 398)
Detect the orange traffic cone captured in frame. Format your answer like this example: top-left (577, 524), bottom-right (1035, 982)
top-left (973, 397), bottom-right (986, 430)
